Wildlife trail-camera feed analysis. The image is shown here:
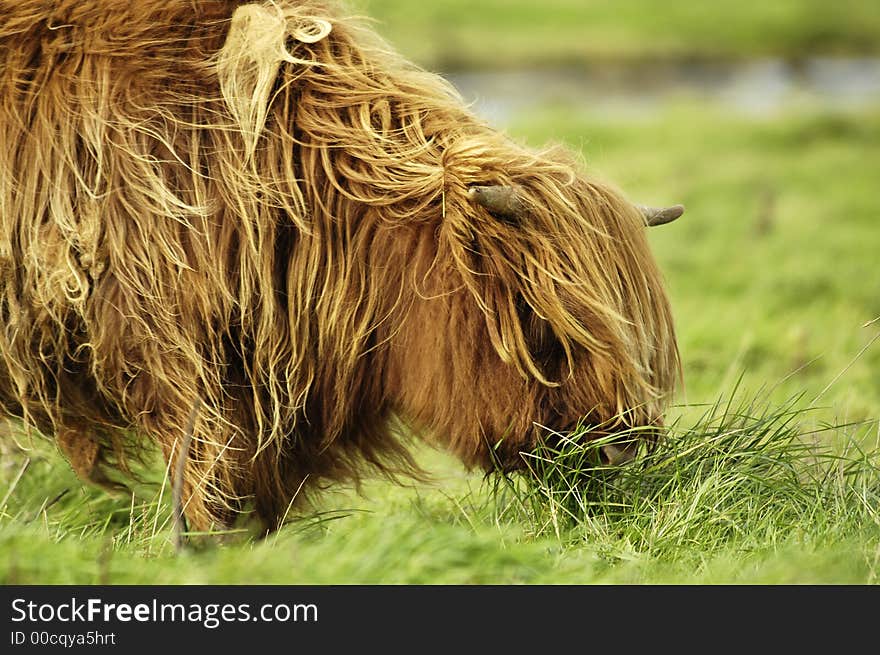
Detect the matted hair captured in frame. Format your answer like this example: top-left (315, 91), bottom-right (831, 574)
top-left (0, 0), bottom-right (679, 530)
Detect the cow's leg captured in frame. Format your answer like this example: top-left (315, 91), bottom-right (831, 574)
top-left (56, 427), bottom-right (111, 486)
top-left (151, 413), bottom-right (249, 533)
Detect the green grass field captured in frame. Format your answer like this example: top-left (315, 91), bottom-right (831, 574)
top-left (358, 0), bottom-right (880, 69)
top-left (1, 2), bottom-right (879, 585)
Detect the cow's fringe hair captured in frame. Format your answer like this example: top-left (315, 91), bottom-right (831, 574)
top-left (0, 0), bottom-right (679, 530)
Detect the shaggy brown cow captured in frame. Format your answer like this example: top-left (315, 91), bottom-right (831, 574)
top-left (0, 0), bottom-right (681, 532)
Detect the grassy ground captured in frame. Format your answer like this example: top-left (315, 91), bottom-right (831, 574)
top-left (1, 3), bottom-right (879, 584)
top-left (358, 0), bottom-right (880, 69)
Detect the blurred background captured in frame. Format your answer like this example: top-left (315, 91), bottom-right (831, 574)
top-left (362, 0), bottom-right (880, 424)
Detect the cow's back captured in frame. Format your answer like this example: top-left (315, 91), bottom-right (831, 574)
top-left (0, 1), bottom-right (246, 428)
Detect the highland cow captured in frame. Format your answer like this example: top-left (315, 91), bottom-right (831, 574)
top-left (0, 0), bottom-right (682, 532)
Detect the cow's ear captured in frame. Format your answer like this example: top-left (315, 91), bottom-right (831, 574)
top-left (216, 4), bottom-right (331, 160)
top-left (467, 185), bottom-right (525, 223)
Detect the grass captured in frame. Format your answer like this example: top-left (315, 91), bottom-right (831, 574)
top-left (505, 391), bottom-right (880, 555)
top-left (357, 0), bottom-right (880, 69)
top-left (2, 389), bottom-right (878, 584)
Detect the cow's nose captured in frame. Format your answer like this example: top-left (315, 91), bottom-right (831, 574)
top-left (599, 443), bottom-right (636, 466)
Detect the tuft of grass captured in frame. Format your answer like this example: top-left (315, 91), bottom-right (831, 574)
top-left (492, 389), bottom-right (880, 563)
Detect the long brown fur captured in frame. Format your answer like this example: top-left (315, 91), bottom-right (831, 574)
top-left (0, 0), bottom-right (680, 531)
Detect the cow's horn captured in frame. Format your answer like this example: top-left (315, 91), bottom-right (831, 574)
top-left (639, 204), bottom-right (685, 227)
top-left (467, 185), bottom-right (525, 220)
